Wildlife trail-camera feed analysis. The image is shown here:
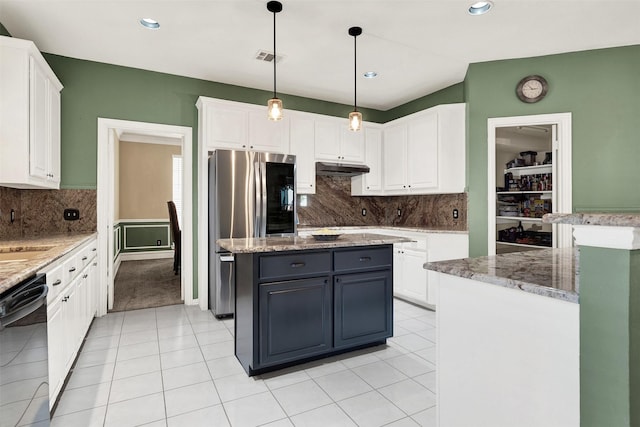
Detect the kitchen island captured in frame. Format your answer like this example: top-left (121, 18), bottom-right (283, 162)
top-left (217, 233), bottom-right (409, 375)
top-left (425, 247), bottom-right (579, 427)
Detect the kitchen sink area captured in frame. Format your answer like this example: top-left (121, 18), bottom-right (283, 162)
top-left (0, 246), bottom-right (54, 261)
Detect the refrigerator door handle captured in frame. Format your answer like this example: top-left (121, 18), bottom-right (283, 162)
top-left (254, 161), bottom-right (262, 237)
top-left (259, 161), bottom-right (267, 237)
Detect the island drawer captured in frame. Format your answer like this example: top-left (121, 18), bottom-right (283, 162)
top-left (259, 251), bottom-right (331, 281)
top-left (334, 246), bottom-right (392, 272)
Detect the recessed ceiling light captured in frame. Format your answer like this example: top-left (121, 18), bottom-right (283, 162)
top-left (468, 1), bottom-right (493, 15)
top-left (364, 71), bottom-right (378, 78)
top-left (140, 18), bottom-right (160, 29)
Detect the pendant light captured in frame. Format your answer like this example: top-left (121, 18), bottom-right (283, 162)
top-left (267, 1), bottom-right (283, 121)
top-left (348, 26), bottom-right (363, 131)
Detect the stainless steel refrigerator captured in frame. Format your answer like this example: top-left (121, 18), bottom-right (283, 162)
top-left (209, 150), bottom-right (296, 317)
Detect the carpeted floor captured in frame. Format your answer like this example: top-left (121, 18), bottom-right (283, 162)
top-left (111, 258), bottom-right (182, 312)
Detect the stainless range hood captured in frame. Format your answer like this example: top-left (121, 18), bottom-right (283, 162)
top-left (315, 162), bottom-right (370, 176)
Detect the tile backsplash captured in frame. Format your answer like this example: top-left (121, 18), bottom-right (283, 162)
top-left (0, 188), bottom-right (97, 238)
top-left (297, 176), bottom-right (467, 230)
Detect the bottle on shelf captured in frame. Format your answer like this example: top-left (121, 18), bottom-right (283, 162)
top-left (516, 221), bottom-right (524, 236)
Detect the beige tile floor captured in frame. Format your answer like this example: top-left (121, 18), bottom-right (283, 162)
top-left (52, 299), bottom-right (437, 427)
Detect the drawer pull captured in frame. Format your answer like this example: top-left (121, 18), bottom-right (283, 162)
top-left (92, 248), bottom-right (97, 252)
top-left (52, 279), bottom-right (62, 286)
top-left (359, 256), bottom-right (372, 262)
top-left (68, 267), bottom-right (76, 273)
top-left (82, 256), bottom-right (88, 261)
top-left (83, 274), bottom-right (88, 279)
top-left (290, 262), bottom-right (306, 268)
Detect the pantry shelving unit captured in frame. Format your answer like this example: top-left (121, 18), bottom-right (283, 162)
top-left (496, 163), bottom-right (553, 253)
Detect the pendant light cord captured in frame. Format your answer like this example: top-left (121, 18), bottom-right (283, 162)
top-left (353, 33), bottom-right (357, 112)
top-left (273, 11), bottom-right (277, 98)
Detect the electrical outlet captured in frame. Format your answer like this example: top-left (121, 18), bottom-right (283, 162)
top-left (361, 208), bottom-right (366, 216)
top-left (453, 208), bottom-right (459, 219)
top-left (63, 208), bottom-right (80, 221)
top-left (156, 240), bottom-right (162, 246)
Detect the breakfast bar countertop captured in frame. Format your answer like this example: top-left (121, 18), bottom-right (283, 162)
top-left (217, 233), bottom-right (411, 254)
top-left (424, 247), bottom-right (579, 303)
top-left (0, 233), bottom-right (97, 294)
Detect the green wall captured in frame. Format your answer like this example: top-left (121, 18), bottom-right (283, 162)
top-left (0, 22), bottom-right (11, 36)
top-left (384, 83), bottom-right (465, 121)
top-left (465, 45), bottom-right (640, 257)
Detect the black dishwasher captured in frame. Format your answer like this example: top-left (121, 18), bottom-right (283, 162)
top-left (0, 273), bottom-right (50, 426)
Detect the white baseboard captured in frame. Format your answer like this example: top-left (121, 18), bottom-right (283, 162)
top-left (114, 256), bottom-right (122, 277)
top-left (119, 250), bottom-right (174, 262)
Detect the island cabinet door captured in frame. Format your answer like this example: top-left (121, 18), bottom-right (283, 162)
top-left (258, 277), bottom-right (332, 367)
top-left (334, 270), bottom-right (393, 349)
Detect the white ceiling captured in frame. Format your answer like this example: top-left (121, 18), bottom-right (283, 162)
top-left (1, 1), bottom-right (639, 110)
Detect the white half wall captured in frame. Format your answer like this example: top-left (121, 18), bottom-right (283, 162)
top-left (436, 273), bottom-right (579, 427)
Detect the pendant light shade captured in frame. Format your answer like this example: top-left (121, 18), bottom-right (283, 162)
top-left (348, 26), bottom-right (363, 131)
top-left (267, 1), bottom-right (283, 121)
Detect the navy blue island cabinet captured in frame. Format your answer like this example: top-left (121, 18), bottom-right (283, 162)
top-left (234, 244), bottom-right (394, 375)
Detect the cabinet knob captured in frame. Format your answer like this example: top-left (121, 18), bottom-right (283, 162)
top-left (63, 296), bottom-right (69, 302)
top-left (242, 145), bottom-right (246, 148)
top-left (408, 185), bottom-right (411, 188)
top-left (93, 262), bottom-right (97, 266)
top-left (82, 256), bottom-right (88, 261)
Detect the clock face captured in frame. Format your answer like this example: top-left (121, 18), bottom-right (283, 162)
top-left (522, 79), bottom-right (543, 98)
top-left (516, 75), bottom-right (548, 103)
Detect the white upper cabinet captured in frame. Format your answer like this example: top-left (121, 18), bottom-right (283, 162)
top-left (351, 125), bottom-right (383, 195)
top-left (381, 103), bottom-right (465, 195)
top-left (196, 98), bottom-right (465, 198)
top-left (197, 97), bottom-right (289, 153)
top-left (407, 110), bottom-right (439, 191)
top-left (289, 112), bottom-right (316, 194)
top-left (0, 36), bottom-right (63, 189)
top-left (381, 123), bottom-right (408, 191)
top-left (248, 110), bottom-right (289, 153)
top-left (314, 117), bottom-right (365, 164)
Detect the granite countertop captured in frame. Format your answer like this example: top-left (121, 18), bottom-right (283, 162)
top-left (217, 233), bottom-right (411, 254)
top-left (425, 247), bottom-right (579, 303)
top-left (298, 226), bottom-right (468, 234)
top-left (544, 213), bottom-right (640, 227)
top-left (0, 233), bottom-right (97, 295)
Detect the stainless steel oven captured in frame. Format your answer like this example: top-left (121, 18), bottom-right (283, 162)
top-left (0, 273), bottom-right (49, 427)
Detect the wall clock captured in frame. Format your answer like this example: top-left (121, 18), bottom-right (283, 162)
top-left (516, 75), bottom-right (548, 103)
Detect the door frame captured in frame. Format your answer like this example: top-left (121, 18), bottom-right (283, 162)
top-left (487, 113), bottom-right (573, 256)
top-left (97, 118), bottom-right (193, 315)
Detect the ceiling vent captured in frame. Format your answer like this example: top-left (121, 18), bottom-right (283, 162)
top-left (255, 50), bottom-right (283, 63)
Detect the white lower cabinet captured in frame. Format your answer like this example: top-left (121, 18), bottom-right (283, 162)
top-left (394, 245), bottom-right (428, 303)
top-left (44, 237), bottom-right (98, 407)
top-left (391, 231), bottom-right (468, 307)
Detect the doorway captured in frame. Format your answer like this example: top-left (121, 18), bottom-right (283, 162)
top-left (97, 119), bottom-right (193, 316)
top-left (487, 113), bottom-right (573, 256)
